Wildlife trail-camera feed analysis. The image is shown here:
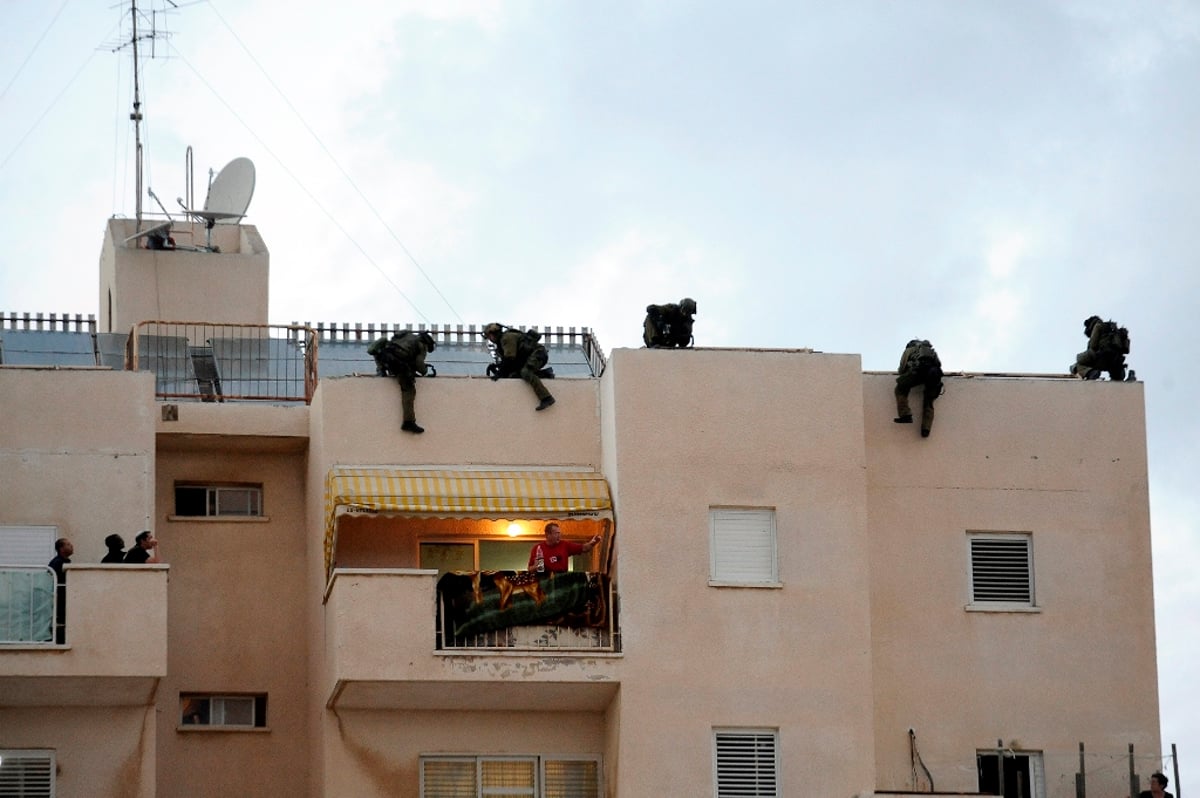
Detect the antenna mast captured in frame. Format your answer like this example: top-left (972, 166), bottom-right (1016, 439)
top-left (112, 0), bottom-right (174, 233)
top-left (131, 0), bottom-right (144, 229)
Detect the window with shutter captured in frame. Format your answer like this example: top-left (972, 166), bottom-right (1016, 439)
top-left (710, 509), bottom-right (778, 585)
top-left (0, 749), bottom-right (55, 798)
top-left (968, 533), bottom-right (1034, 608)
top-left (542, 759), bottom-right (599, 798)
top-left (0, 526), bottom-right (56, 567)
top-left (714, 730), bottom-right (779, 797)
top-left (420, 756), bottom-right (599, 798)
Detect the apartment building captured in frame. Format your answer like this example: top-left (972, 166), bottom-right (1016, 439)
top-left (0, 217), bottom-right (1161, 797)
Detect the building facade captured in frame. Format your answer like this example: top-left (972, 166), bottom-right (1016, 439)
top-left (0, 218), bottom-right (1161, 797)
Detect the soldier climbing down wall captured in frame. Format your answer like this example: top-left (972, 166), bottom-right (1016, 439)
top-left (368, 330), bottom-right (436, 433)
top-left (483, 323), bottom-right (556, 411)
top-left (894, 339), bottom-right (943, 438)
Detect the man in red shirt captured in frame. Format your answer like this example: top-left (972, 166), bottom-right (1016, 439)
top-left (528, 522), bottom-right (601, 574)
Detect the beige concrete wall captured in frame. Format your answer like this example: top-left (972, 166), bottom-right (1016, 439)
top-left (322, 708), bottom-right (606, 798)
top-left (602, 347), bottom-right (878, 797)
top-left (152, 448), bottom-right (311, 798)
top-left (864, 373), bottom-right (1158, 796)
top-left (100, 218), bottom-right (269, 332)
top-left (0, 369), bottom-right (156, 559)
top-left (0, 706), bottom-right (157, 798)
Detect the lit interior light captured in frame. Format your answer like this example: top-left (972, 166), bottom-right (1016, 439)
top-left (506, 523), bottom-right (523, 537)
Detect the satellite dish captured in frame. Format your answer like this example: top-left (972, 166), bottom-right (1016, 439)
top-left (179, 157), bottom-right (256, 250)
top-left (204, 157), bottom-right (255, 224)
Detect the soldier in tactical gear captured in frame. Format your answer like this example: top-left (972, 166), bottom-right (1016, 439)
top-left (483, 323), bottom-right (556, 411)
top-left (367, 330), bottom-right (437, 433)
top-left (643, 297), bottom-right (697, 348)
top-left (894, 339), bottom-right (943, 438)
top-left (1071, 315), bottom-right (1131, 381)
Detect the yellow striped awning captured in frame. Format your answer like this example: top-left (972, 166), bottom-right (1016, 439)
top-left (323, 467), bottom-right (613, 575)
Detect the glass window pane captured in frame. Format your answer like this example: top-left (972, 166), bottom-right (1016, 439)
top-left (216, 697), bottom-right (254, 726)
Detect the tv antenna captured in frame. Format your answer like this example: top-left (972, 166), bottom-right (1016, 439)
top-left (109, 0), bottom-right (177, 234)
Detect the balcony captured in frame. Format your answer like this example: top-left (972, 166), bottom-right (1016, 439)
top-left (323, 569), bottom-right (620, 711)
top-left (0, 564), bottom-right (168, 707)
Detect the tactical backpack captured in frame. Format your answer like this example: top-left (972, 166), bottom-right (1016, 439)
top-left (1099, 322), bottom-right (1130, 355)
top-left (908, 340), bottom-right (940, 370)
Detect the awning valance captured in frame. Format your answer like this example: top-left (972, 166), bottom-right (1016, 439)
top-left (323, 467), bottom-right (613, 575)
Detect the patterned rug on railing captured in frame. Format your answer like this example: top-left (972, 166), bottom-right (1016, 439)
top-left (437, 570), bottom-right (610, 637)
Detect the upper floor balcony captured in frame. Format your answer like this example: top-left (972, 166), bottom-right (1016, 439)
top-left (323, 567), bottom-right (620, 712)
top-left (0, 564), bottom-right (168, 707)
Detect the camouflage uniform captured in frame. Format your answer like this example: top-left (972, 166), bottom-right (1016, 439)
top-left (643, 297), bottom-right (697, 348)
top-left (486, 325), bottom-right (555, 410)
top-left (894, 339), bottom-right (943, 438)
top-left (1072, 316), bottom-right (1128, 381)
top-left (368, 331), bottom-right (434, 432)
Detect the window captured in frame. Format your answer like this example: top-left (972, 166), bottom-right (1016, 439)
top-left (0, 749), bottom-right (55, 797)
top-left (0, 526), bottom-right (56, 566)
top-left (977, 749), bottom-right (1044, 798)
top-left (968, 532), bottom-right (1034, 608)
top-left (174, 484), bottom-right (262, 517)
top-left (179, 694), bottom-right (267, 728)
top-left (714, 730), bottom-right (779, 797)
top-left (710, 509), bottom-right (778, 585)
top-left (420, 755), bottom-right (600, 798)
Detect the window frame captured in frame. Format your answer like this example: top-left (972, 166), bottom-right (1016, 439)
top-left (173, 483), bottom-right (264, 519)
top-left (967, 531), bottom-right (1036, 610)
top-left (709, 508), bottom-right (780, 587)
top-left (178, 693), bottom-right (268, 730)
top-left (713, 728), bottom-right (780, 798)
top-left (419, 754), bottom-right (601, 798)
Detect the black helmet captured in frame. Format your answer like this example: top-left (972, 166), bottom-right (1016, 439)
top-left (483, 323), bottom-right (503, 339)
top-left (419, 331), bottom-right (436, 352)
top-left (679, 297), bottom-right (697, 315)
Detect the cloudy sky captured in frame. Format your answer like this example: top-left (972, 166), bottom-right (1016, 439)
top-left (2, 0), bottom-right (1196, 778)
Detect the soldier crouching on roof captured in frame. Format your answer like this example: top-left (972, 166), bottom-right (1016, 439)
top-left (894, 339), bottom-right (943, 438)
top-left (483, 323), bottom-right (556, 411)
top-left (1070, 315), bottom-right (1131, 381)
top-left (367, 330), bottom-right (436, 434)
top-left (643, 297), bottom-right (697, 348)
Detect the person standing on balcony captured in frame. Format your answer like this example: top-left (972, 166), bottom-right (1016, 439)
top-left (1140, 772), bottom-right (1174, 798)
top-left (124, 530), bottom-right (160, 564)
top-left (48, 537), bottom-right (73, 644)
top-left (483, 323), bottom-right (556, 411)
top-left (528, 523), bottom-right (601, 574)
top-left (100, 533), bottom-right (126, 563)
top-left (368, 330), bottom-right (437, 434)
top-left (894, 339), bottom-right (944, 438)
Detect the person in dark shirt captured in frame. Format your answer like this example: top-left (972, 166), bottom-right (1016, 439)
top-left (1139, 772), bottom-right (1173, 798)
top-left (123, 530), bottom-right (160, 564)
top-left (101, 533), bottom-right (126, 563)
top-left (48, 537), bottom-right (73, 643)
top-left (48, 537), bottom-right (73, 580)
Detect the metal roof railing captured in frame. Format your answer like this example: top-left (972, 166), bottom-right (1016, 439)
top-left (127, 321), bottom-right (318, 404)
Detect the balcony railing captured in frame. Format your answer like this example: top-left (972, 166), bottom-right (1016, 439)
top-left (0, 566), bottom-right (55, 645)
top-left (436, 572), bottom-right (619, 653)
top-left (127, 321), bottom-right (318, 403)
